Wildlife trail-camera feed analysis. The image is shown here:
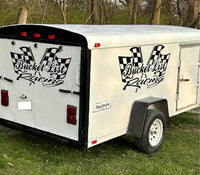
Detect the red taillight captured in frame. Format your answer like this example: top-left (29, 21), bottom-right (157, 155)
top-left (20, 32), bottom-right (27, 37)
top-left (67, 105), bottom-right (77, 125)
top-left (1, 90), bottom-right (9, 106)
top-left (33, 33), bottom-right (40, 38)
top-left (94, 43), bottom-right (101, 47)
top-left (48, 35), bottom-right (55, 40)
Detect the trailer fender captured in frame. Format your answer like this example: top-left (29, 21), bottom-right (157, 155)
top-left (128, 97), bottom-right (169, 138)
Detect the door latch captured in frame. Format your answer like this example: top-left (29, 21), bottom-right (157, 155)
top-left (179, 78), bottom-right (190, 82)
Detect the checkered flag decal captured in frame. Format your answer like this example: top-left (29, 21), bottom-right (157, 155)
top-left (10, 52), bottom-right (23, 74)
top-left (119, 56), bottom-right (132, 82)
top-left (157, 53), bottom-right (170, 77)
top-left (40, 48), bottom-right (71, 80)
top-left (20, 47), bottom-right (35, 64)
top-left (10, 46), bottom-right (72, 87)
top-left (40, 48), bottom-right (59, 67)
top-left (147, 45), bottom-right (170, 77)
top-left (10, 47), bottom-right (35, 74)
top-left (147, 45), bottom-right (164, 65)
top-left (119, 47), bottom-right (143, 82)
top-left (55, 57), bottom-right (71, 79)
top-left (118, 45), bottom-right (171, 91)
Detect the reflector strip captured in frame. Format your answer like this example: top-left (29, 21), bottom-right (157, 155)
top-left (67, 105), bottom-right (77, 125)
top-left (1, 90), bottom-right (9, 106)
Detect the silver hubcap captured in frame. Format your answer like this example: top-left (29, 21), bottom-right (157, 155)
top-left (148, 119), bottom-right (163, 147)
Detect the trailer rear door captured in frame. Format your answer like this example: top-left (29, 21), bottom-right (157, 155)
top-left (0, 26), bottom-right (87, 142)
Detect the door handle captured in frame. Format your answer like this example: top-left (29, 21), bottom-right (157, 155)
top-left (179, 78), bottom-right (190, 82)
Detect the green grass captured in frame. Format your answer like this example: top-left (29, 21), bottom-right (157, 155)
top-left (0, 108), bottom-right (199, 175)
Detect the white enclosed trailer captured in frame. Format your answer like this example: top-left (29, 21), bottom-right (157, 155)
top-left (0, 24), bottom-right (199, 153)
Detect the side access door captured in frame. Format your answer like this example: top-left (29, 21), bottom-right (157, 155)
top-left (176, 44), bottom-right (200, 110)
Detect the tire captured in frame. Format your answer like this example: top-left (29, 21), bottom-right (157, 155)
top-left (135, 109), bottom-right (167, 154)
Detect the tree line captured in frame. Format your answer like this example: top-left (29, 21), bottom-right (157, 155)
top-left (0, 0), bottom-right (199, 28)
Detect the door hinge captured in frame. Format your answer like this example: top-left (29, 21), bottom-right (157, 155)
top-left (80, 128), bottom-right (87, 139)
top-left (176, 93), bottom-right (179, 101)
top-left (193, 83), bottom-right (199, 87)
top-left (178, 59), bottom-right (181, 68)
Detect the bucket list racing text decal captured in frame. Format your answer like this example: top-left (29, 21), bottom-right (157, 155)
top-left (118, 45), bottom-right (170, 92)
top-left (10, 47), bottom-right (71, 87)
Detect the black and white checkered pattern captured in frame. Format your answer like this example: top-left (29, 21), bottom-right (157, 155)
top-left (56, 57), bottom-right (71, 68)
top-left (129, 47), bottom-right (143, 67)
top-left (160, 53), bottom-right (170, 64)
top-left (40, 48), bottom-right (59, 66)
top-left (119, 56), bottom-right (132, 72)
top-left (40, 47), bottom-right (71, 79)
top-left (20, 47), bottom-right (35, 64)
top-left (10, 52), bottom-right (23, 73)
top-left (119, 56), bottom-right (132, 82)
top-left (157, 53), bottom-right (170, 77)
top-left (147, 45), bottom-right (164, 65)
top-left (54, 57), bottom-right (71, 79)
top-left (119, 47), bottom-right (143, 82)
top-left (10, 47), bottom-right (35, 73)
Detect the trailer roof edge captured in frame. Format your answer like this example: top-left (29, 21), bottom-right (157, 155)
top-left (0, 24), bottom-right (200, 49)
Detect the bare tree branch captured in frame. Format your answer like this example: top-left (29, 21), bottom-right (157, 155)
top-left (60, 0), bottom-right (67, 24)
top-left (85, 7), bottom-right (95, 24)
top-left (41, 0), bottom-right (48, 24)
top-left (91, 0), bottom-right (98, 24)
top-left (100, 0), bottom-right (104, 24)
top-left (119, 0), bottom-right (127, 6)
top-left (132, 0), bottom-right (139, 24)
top-left (160, 0), bottom-right (173, 8)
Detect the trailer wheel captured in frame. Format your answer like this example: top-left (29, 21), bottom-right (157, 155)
top-left (135, 109), bottom-right (166, 154)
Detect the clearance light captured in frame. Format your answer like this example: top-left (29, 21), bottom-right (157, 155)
top-left (1, 90), bottom-right (9, 106)
top-left (67, 105), bottom-right (77, 125)
top-left (33, 33), bottom-right (40, 38)
top-left (48, 35), bottom-right (55, 40)
top-left (94, 43), bottom-right (101, 47)
top-left (20, 32), bottom-right (27, 37)
top-left (92, 140), bottom-right (97, 145)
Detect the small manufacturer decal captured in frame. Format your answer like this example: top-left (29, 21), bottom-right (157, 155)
top-left (93, 101), bottom-right (112, 113)
top-left (118, 45), bottom-right (170, 92)
top-left (10, 47), bottom-right (71, 87)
